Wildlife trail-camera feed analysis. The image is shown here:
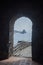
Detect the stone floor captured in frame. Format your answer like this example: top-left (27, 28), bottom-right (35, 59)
top-left (0, 56), bottom-right (41, 65)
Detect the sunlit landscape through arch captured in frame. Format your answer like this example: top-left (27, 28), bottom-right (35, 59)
top-left (13, 17), bottom-right (32, 58)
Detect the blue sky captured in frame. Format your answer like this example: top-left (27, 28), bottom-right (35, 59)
top-left (13, 17), bottom-right (32, 46)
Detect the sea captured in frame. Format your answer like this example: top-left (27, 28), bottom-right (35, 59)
top-left (13, 32), bottom-right (32, 47)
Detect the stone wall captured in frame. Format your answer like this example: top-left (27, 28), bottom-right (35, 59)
top-left (0, 1), bottom-right (43, 64)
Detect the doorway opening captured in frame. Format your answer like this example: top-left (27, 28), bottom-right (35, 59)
top-left (13, 16), bottom-right (32, 58)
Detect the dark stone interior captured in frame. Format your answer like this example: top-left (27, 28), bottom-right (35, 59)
top-left (0, 1), bottom-right (43, 64)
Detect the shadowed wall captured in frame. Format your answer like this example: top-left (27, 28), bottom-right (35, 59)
top-left (0, 1), bottom-right (43, 64)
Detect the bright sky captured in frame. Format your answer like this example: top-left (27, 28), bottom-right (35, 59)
top-left (14, 17), bottom-right (32, 32)
top-left (13, 17), bottom-right (32, 46)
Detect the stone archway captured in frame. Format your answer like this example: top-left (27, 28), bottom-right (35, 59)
top-left (9, 15), bottom-right (33, 57)
top-left (13, 16), bottom-right (32, 57)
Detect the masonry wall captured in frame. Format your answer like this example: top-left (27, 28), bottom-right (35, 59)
top-left (0, 1), bottom-right (43, 64)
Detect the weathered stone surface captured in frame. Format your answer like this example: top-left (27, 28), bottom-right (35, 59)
top-left (0, 57), bottom-right (41, 65)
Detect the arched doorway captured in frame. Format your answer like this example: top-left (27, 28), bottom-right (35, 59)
top-left (13, 16), bottom-right (32, 58)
